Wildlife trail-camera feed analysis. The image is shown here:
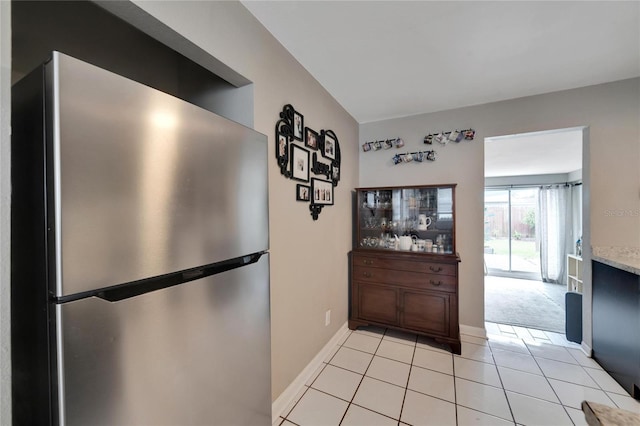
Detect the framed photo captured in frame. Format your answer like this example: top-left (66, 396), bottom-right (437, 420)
top-left (305, 127), bottom-right (319, 150)
top-left (296, 184), bottom-right (310, 202)
top-left (276, 132), bottom-right (288, 159)
top-left (332, 165), bottom-right (340, 181)
top-left (311, 178), bottom-right (334, 206)
top-left (293, 110), bottom-right (304, 141)
top-left (322, 132), bottom-right (336, 160)
top-left (290, 144), bottom-right (310, 182)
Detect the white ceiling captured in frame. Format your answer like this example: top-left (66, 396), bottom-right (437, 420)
top-left (242, 1), bottom-right (640, 124)
top-left (484, 129), bottom-right (583, 177)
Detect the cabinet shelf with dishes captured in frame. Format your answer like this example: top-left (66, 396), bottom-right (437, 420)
top-left (350, 184), bottom-right (461, 354)
top-left (356, 185), bottom-right (456, 254)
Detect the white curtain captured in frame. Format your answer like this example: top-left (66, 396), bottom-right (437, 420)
top-left (538, 185), bottom-right (573, 283)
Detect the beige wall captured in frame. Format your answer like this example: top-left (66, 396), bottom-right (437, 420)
top-left (128, 1), bottom-right (359, 401)
top-left (360, 78), bottom-right (640, 348)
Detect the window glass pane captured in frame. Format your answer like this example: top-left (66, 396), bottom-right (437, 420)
top-left (484, 190), bottom-right (510, 271)
top-left (509, 188), bottom-right (539, 274)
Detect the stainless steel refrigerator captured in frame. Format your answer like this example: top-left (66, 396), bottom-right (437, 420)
top-left (11, 52), bottom-right (271, 425)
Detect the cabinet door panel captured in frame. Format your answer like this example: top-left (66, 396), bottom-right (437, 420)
top-left (357, 282), bottom-right (400, 325)
top-left (402, 290), bottom-right (450, 336)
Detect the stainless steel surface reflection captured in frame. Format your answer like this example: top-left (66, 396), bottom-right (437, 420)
top-left (58, 254), bottom-right (271, 426)
top-left (52, 54), bottom-right (268, 297)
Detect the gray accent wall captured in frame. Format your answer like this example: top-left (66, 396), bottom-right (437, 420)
top-left (11, 0), bottom-right (253, 127)
top-left (360, 78), bottom-right (640, 351)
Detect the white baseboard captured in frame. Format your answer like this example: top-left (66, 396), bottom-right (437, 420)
top-left (581, 341), bottom-right (593, 357)
top-left (272, 322), bottom-right (349, 424)
top-left (459, 324), bottom-right (487, 339)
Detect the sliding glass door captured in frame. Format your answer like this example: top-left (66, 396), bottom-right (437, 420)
top-left (484, 188), bottom-right (540, 278)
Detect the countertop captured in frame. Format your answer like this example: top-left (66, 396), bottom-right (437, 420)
top-left (591, 246), bottom-right (640, 276)
top-left (582, 400), bottom-right (640, 426)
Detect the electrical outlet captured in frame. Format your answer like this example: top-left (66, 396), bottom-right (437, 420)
top-left (325, 310), bottom-right (331, 326)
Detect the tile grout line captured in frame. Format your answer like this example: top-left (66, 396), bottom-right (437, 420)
top-left (284, 328), bottom-right (354, 425)
top-left (525, 337), bottom-right (616, 417)
top-left (396, 332), bottom-right (418, 425)
top-left (527, 339), bottom-right (603, 388)
top-left (337, 327), bottom-right (387, 425)
top-left (453, 339), bottom-right (522, 423)
top-left (452, 343), bottom-right (523, 423)
top-left (451, 345), bottom-right (458, 426)
top-left (490, 336), bottom-right (518, 425)
top-left (529, 341), bottom-right (577, 419)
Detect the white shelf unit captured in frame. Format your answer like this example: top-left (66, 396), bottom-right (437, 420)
top-left (567, 254), bottom-right (583, 293)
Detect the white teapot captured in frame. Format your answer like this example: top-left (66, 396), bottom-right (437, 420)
top-left (398, 235), bottom-right (415, 251)
top-left (418, 214), bottom-right (432, 231)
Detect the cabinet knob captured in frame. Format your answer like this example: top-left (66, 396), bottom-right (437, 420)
top-left (430, 280), bottom-right (442, 287)
top-left (363, 259), bottom-right (373, 265)
top-left (429, 266), bottom-right (443, 273)
top-left (363, 272), bottom-right (372, 278)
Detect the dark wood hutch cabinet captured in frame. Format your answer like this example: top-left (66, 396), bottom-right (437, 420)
top-left (349, 184), bottom-right (461, 354)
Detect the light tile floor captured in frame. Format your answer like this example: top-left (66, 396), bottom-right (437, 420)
top-left (275, 322), bottom-right (640, 425)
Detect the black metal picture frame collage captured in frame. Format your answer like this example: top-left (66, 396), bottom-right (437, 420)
top-left (275, 104), bottom-right (341, 220)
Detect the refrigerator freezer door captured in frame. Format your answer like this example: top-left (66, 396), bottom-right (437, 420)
top-left (47, 52), bottom-right (269, 297)
top-left (55, 254), bottom-right (271, 426)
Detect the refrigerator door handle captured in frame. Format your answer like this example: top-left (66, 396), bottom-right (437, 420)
top-left (57, 252), bottom-right (265, 304)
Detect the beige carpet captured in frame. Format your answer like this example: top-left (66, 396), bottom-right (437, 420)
top-left (484, 275), bottom-right (566, 333)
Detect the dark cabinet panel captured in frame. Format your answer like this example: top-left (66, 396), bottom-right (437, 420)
top-left (357, 283), bottom-right (400, 325)
top-left (592, 260), bottom-right (640, 399)
top-left (402, 290), bottom-right (450, 336)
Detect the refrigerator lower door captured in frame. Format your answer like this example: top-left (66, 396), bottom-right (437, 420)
top-left (55, 254), bottom-right (271, 426)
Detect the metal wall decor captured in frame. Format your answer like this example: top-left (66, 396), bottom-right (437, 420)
top-left (392, 150), bottom-right (437, 165)
top-left (362, 137), bottom-right (404, 152)
top-left (275, 105), bottom-right (296, 176)
top-left (424, 128), bottom-right (475, 145)
top-left (320, 130), bottom-right (341, 187)
top-left (275, 104), bottom-right (342, 220)
top-left (311, 153), bottom-right (331, 179)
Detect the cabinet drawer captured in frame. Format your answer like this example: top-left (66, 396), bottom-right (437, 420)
top-left (354, 265), bottom-right (456, 293)
top-left (353, 254), bottom-right (456, 276)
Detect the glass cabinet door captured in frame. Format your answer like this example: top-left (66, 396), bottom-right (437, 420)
top-left (356, 185), bottom-right (455, 254)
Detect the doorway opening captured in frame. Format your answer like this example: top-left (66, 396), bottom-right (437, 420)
top-left (484, 128), bottom-right (584, 339)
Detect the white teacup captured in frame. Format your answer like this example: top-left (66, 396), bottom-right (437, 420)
top-left (424, 239), bottom-right (433, 251)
